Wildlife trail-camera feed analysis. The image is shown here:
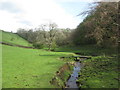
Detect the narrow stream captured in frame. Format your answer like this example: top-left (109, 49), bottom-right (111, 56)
top-left (66, 61), bottom-right (81, 88)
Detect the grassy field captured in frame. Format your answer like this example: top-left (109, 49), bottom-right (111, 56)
top-left (2, 45), bottom-right (74, 88)
top-left (0, 30), bottom-right (32, 47)
top-left (1, 30), bottom-right (74, 88)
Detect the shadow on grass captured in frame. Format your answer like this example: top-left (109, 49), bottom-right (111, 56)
top-left (54, 45), bottom-right (117, 56)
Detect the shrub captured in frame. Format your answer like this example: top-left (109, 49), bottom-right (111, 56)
top-left (33, 43), bottom-right (44, 49)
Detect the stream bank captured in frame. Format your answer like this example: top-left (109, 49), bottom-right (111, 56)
top-left (50, 56), bottom-right (86, 88)
top-left (50, 62), bottom-right (74, 88)
top-left (65, 61), bottom-right (81, 88)
top-left (77, 56), bottom-right (119, 88)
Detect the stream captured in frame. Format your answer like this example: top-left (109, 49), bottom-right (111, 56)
top-left (66, 61), bottom-right (81, 88)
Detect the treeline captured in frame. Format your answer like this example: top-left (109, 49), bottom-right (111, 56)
top-left (72, 2), bottom-right (119, 48)
top-left (17, 23), bottom-right (73, 50)
top-left (17, 2), bottom-right (119, 50)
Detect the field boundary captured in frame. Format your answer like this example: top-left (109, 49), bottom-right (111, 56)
top-left (0, 42), bottom-right (35, 49)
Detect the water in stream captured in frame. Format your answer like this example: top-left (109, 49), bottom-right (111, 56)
top-left (66, 61), bottom-right (81, 88)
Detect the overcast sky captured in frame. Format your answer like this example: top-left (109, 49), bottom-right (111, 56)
top-left (0, 0), bottom-right (118, 32)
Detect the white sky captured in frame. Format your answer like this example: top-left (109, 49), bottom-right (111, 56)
top-left (0, 0), bottom-right (119, 32)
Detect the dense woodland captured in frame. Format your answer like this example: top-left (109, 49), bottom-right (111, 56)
top-left (17, 2), bottom-right (119, 50)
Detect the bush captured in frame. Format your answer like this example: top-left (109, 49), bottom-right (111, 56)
top-left (33, 43), bottom-right (44, 49)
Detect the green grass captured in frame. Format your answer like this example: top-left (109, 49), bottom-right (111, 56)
top-left (78, 55), bottom-right (119, 88)
top-left (56, 45), bottom-right (119, 88)
top-left (2, 45), bottom-right (74, 88)
top-left (0, 30), bottom-right (32, 47)
top-left (55, 45), bottom-right (117, 56)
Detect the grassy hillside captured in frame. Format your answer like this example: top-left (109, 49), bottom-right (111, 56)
top-left (1, 30), bottom-right (74, 88)
top-left (0, 30), bottom-right (32, 47)
top-left (2, 45), bottom-right (74, 88)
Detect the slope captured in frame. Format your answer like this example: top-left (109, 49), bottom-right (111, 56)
top-left (0, 30), bottom-right (32, 47)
